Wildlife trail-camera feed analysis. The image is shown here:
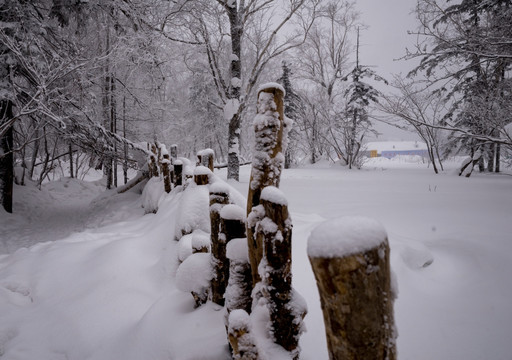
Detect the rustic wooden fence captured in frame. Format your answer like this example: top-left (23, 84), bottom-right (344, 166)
top-left (136, 84), bottom-right (395, 360)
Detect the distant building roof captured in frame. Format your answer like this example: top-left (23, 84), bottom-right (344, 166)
top-left (363, 141), bottom-right (428, 154)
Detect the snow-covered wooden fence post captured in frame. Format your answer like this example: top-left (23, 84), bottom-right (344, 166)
top-left (148, 144), bottom-right (159, 178)
top-left (198, 149), bottom-right (215, 172)
top-left (212, 204), bottom-right (246, 307)
top-left (253, 186), bottom-right (306, 357)
top-left (161, 149), bottom-right (172, 193)
top-left (307, 217), bottom-right (397, 360)
top-left (194, 166), bottom-right (210, 186)
top-left (226, 238), bottom-right (252, 317)
top-left (246, 83), bottom-right (289, 286)
top-left (209, 182), bottom-right (230, 306)
top-left (174, 160), bottom-right (183, 186)
top-left (227, 310), bottom-right (259, 360)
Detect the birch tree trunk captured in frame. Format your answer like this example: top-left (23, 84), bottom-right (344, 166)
top-left (226, 3), bottom-right (243, 181)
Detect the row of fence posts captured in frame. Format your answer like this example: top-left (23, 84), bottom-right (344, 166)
top-left (143, 84), bottom-right (396, 360)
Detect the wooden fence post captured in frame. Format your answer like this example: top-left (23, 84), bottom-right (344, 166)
top-left (225, 238), bottom-right (252, 318)
top-left (211, 204), bottom-right (246, 307)
top-left (209, 182), bottom-right (230, 306)
top-left (253, 186), bottom-right (305, 358)
top-left (202, 149), bottom-right (215, 172)
top-left (246, 83), bottom-right (289, 287)
top-left (307, 216), bottom-right (397, 360)
top-left (194, 166), bottom-right (210, 186)
top-left (148, 144), bottom-right (159, 178)
top-left (174, 160), bottom-right (183, 186)
top-left (227, 310), bottom-right (258, 360)
top-left (162, 152), bottom-right (172, 193)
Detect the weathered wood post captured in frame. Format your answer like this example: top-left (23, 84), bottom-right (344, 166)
top-left (225, 238), bottom-right (252, 317)
top-left (212, 204), bottom-right (246, 307)
top-left (209, 182), bottom-right (230, 306)
top-left (253, 186), bottom-right (306, 358)
top-left (148, 144), bottom-right (159, 178)
top-left (307, 216), bottom-right (397, 360)
top-left (246, 83), bottom-right (290, 286)
top-left (227, 310), bottom-right (259, 360)
top-left (161, 148), bottom-right (172, 194)
top-left (194, 166), bottom-right (210, 186)
top-left (174, 159), bottom-right (183, 186)
top-left (201, 149), bottom-right (215, 172)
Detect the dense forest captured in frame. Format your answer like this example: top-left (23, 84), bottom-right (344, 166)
top-left (1, 0), bottom-right (511, 213)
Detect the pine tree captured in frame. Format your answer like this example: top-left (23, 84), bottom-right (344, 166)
top-left (343, 28), bottom-right (386, 169)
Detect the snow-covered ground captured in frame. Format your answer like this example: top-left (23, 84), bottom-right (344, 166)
top-left (0, 157), bottom-right (511, 359)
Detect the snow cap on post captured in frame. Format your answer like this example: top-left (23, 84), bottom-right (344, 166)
top-left (226, 237), bottom-right (249, 262)
top-left (257, 82), bottom-right (286, 96)
top-left (220, 204), bottom-right (246, 222)
top-left (307, 216), bottom-right (396, 360)
top-left (260, 186), bottom-right (288, 206)
top-left (308, 216), bottom-right (387, 258)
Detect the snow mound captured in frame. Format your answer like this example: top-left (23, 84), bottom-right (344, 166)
top-left (174, 184), bottom-right (210, 240)
top-left (141, 177), bottom-right (165, 214)
top-left (175, 253), bottom-right (213, 294)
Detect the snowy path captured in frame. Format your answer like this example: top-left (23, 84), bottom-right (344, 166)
top-left (0, 178), bottom-right (144, 255)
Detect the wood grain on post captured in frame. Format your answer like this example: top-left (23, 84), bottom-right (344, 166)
top-left (209, 182), bottom-right (230, 306)
top-left (307, 217), bottom-right (397, 360)
top-left (246, 84), bottom-right (288, 286)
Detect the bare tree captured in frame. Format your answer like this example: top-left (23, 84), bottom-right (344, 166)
top-left (405, 0), bottom-right (512, 171)
top-left (293, 0), bottom-right (360, 164)
top-left (191, 0), bottom-right (319, 180)
top-left (378, 78), bottom-right (447, 173)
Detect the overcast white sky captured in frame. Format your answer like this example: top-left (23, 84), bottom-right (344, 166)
top-left (355, 0), bottom-right (421, 140)
top-left (356, 0), bottom-right (419, 79)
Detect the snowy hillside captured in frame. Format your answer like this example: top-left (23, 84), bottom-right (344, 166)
top-left (1, 159), bottom-right (511, 360)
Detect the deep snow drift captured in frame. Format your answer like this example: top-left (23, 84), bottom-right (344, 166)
top-left (0, 157), bottom-right (511, 359)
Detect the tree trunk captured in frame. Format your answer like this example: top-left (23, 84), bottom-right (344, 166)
top-left (495, 143), bottom-right (500, 173)
top-left (69, 143), bottom-right (74, 178)
top-left (226, 3), bottom-right (243, 181)
top-left (0, 100), bottom-right (14, 213)
top-left (29, 125), bottom-right (40, 180)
